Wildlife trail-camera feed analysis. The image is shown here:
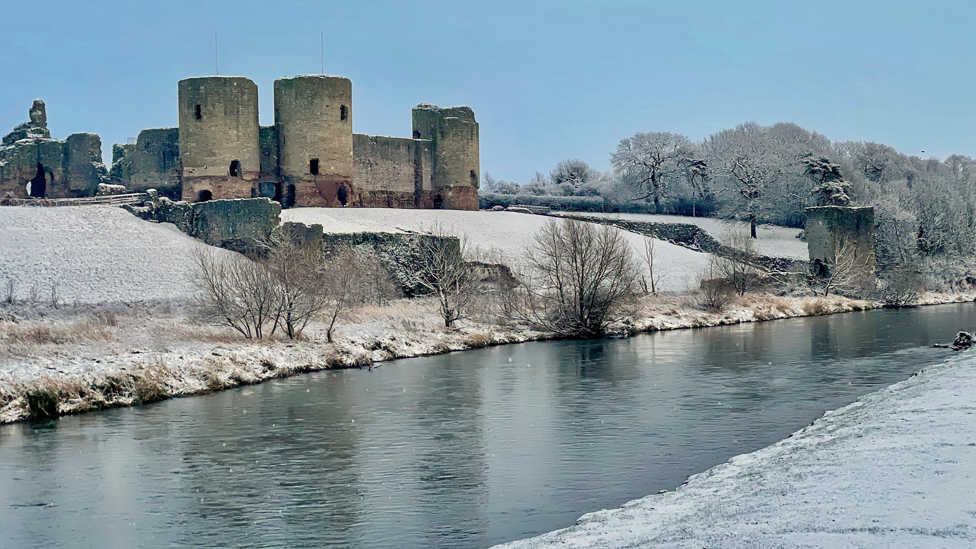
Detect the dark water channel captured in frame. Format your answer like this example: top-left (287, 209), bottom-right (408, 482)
top-left (2, 303), bottom-right (975, 548)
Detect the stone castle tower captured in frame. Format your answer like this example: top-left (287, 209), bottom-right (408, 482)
top-left (107, 74), bottom-right (480, 210)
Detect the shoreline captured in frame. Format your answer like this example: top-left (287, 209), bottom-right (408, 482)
top-left (1, 292), bottom-right (973, 425)
top-left (493, 345), bottom-right (976, 548)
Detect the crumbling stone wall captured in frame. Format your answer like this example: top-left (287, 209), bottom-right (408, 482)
top-left (178, 76), bottom-right (260, 203)
top-left (0, 100), bottom-right (106, 199)
top-left (126, 197), bottom-right (280, 252)
top-left (110, 128), bottom-right (181, 198)
top-left (804, 206), bottom-right (877, 276)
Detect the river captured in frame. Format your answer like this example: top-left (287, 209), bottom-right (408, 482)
top-left (1, 303), bottom-right (973, 548)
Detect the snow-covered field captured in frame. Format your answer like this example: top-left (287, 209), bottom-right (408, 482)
top-left (562, 212), bottom-right (809, 260)
top-left (282, 208), bottom-right (712, 292)
top-left (496, 354), bottom-right (976, 549)
top-left (0, 206), bottom-right (230, 304)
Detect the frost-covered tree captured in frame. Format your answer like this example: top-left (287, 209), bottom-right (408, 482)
top-left (611, 132), bottom-right (692, 213)
top-left (802, 155), bottom-right (852, 206)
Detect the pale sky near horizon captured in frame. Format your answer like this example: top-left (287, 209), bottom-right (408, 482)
top-left (1, 0), bottom-right (973, 182)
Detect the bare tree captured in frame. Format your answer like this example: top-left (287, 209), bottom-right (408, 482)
top-left (815, 237), bottom-right (874, 297)
top-left (509, 219), bottom-right (641, 337)
top-left (638, 236), bottom-right (665, 295)
top-left (262, 231), bottom-right (331, 340)
top-left (612, 132), bottom-right (692, 213)
top-left (322, 247), bottom-right (362, 342)
top-left (415, 225), bottom-right (476, 329)
top-left (193, 247), bottom-right (279, 339)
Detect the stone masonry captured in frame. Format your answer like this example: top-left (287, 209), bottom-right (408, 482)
top-left (113, 74), bottom-right (480, 210)
top-left (0, 100), bottom-right (108, 200)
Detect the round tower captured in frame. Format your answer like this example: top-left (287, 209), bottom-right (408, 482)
top-left (412, 104), bottom-right (479, 210)
top-left (178, 76), bottom-right (260, 202)
top-left (273, 75), bottom-right (353, 207)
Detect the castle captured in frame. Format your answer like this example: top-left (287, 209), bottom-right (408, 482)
top-left (1, 75), bottom-right (480, 210)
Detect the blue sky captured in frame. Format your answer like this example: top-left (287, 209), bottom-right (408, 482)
top-left (1, 0), bottom-right (973, 182)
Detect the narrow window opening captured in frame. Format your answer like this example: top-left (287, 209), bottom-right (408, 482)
top-left (197, 190), bottom-right (213, 202)
top-left (433, 194), bottom-right (443, 209)
top-left (337, 185), bottom-right (348, 206)
top-left (340, 105), bottom-right (348, 121)
top-left (229, 160), bottom-right (241, 177)
top-left (412, 130), bottom-right (421, 139)
top-left (273, 182), bottom-right (283, 203)
top-left (250, 188), bottom-right (256, 198)
top-left (470, 170), bottom-right (477, 181)
top-left (194, 105), bottom-right (202, 120)
top-left (310, 158), bottom-right (320, 175)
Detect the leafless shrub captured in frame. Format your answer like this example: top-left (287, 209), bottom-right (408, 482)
top-left (193, 247), bottom-right (279, 339)
top-left (49, 280), bottom-right (62, 309)
top-left (715, 230), bottom-right (763, 296)
top-left (415, 225), bottom-right (477, 329)
top-left (691, 260), bottom-right (737, 313)
top-left (638, 236), bottom-right (665, 295)
top-left (4, 279), bottom-right (14, 305)
top-left (28, 285), bottom-right (38, 304)
top-left (877, 263), bottom-right (923, 306)
top-left (507, 218), bottom-right (642, 337)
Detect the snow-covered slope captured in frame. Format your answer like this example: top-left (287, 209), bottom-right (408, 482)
top-left (495, 354), bottom-right (976, 548)
top-left (282, 208), bottom-right (712, 292)
top-left (0, 206), bottom-right (229, 304)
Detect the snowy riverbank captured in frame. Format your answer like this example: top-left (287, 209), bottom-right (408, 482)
top-left (495, 352), bottom-right (976, 549)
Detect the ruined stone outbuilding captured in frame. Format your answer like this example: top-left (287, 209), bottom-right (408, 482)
top-left (113, 74), bottom-right (480, 210)
top-left (804, 205), bottom-right (877, 277)
top-left (0, 100), bottom-right (108, 200)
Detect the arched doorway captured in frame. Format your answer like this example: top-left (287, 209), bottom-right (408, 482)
top-left (284, 184), bottom-right (296, 209)
top-left (197, 190), bottom-right (213, 202)
top-left (433, 194), bottom-right (443, 209)
top-left (337, 185), bottom-right (348, 206)
top-left (28, 163), bottom-right (46, 198)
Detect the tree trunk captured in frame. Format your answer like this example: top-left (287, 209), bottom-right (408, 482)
top-left (750, 218), bottom-right (757, 239)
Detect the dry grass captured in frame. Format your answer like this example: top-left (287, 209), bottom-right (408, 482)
top-left (464, 332), bottom-right (495, 348)
top-left (350, 298), bottom-right (444, 333)
top-left (149, 321), bottom-right (243, 344)
top-left (802, 298), bottom-right (831, 316)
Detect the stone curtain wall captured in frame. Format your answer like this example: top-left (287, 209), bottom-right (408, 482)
top-left (352, 134), bottom-right (436, 208)
top-left (126, 197), bottom-right (281, 253)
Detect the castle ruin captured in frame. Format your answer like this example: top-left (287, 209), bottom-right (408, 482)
top-left (2, 75), bottom-right (480, 210)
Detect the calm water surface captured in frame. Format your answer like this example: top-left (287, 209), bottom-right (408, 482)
top-left (2, 303), bottom-right (974, 548)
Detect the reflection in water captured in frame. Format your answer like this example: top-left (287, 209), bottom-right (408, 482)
top-left (1, 303), bottom-right (974, 549)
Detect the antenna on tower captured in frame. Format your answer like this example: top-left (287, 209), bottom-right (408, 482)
top-left (214, 32), bottom-right (219, 75)
top-left (320, 32), bottom-right (324, 74)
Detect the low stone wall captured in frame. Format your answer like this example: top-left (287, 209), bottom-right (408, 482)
top-left (560, 214), bottom-right (808, 273)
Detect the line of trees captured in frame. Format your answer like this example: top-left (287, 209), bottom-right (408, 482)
top-left (484, 121), bottom-right (976, 289)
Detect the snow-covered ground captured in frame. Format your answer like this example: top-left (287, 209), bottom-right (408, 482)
top-left (282, 208), bottom-right (712, 292)
top-left (0, 206), bottom-right (231, 304)
top-left (561, 212), bottom-right (809, 260)
top-left (496, 353), bottom-right (976, 549)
